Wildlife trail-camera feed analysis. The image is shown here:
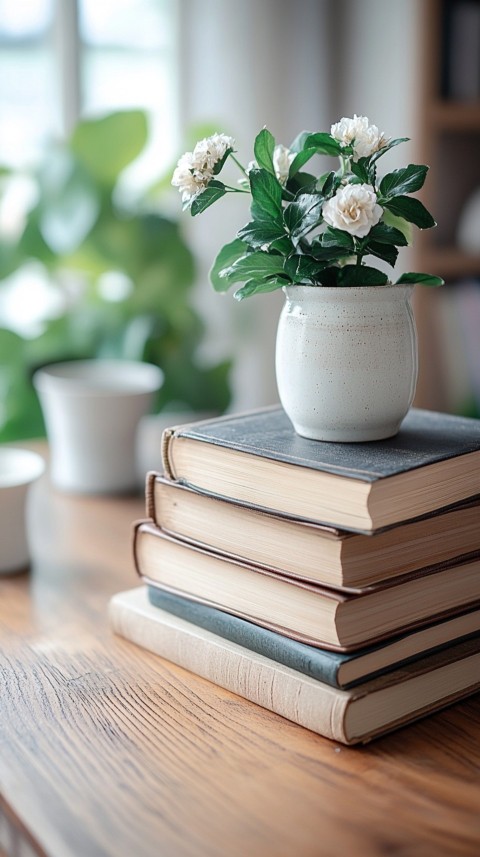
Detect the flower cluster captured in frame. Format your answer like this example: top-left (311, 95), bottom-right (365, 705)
top-left (171, 133), bottom-right (235, 204)
top-left (330, 115), bottom-right (388, 162)
top-left (172, 116), bottom-right (443, 299)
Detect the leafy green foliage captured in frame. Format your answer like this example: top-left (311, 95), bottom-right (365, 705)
top-left (221, 251), bottom-right (289, 285)
top-left (191, 181), bottom-right (226, 215)
top-left (321, 227), bottom-right (355, 250)
top-left (290, 261), bottom-right (391, 288)
top-left (284, 254), bottom-right (323, 283)
top-left (303, 133), bottom-right (343, 157)
top-left (382, 196), bottom-right (436, 229)
top-left (0, 111), bottom-right (232, 441)
top-left (367, 223), bottom-right (408, 246)
top-left (71, 110), bottom-right (148, 186)
top-left (254, 129), bottom-right (276, 174)
top-left (379, 164), bottom-right (428, 199)
top-left (284, 193), bottom-right (324, 242)
top-left (249, 168), bottom-right (283, 223)
top-left (396, 272), bottom-right (444, 287)
top-left (209, 238), bottom-right (248, 291)
top-left (234, 278), bottom-right (287, 301)
top-left (382, 210), bottom-right (413, 245)
top-left (237, 220), bottom-right (287, 250)
top-left (176, 120), bottom-right (442, 301)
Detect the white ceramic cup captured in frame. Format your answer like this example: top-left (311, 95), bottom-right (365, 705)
top-left (0, 447), bottom-right (45, 574)
top-left (34, 360), bottom-right (163, 494)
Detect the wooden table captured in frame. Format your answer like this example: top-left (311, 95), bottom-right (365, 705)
top-left (1, 463), bottom-right (480, 857)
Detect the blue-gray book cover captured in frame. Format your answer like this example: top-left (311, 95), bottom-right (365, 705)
top-left (147, 586), bottom-right (480, 689)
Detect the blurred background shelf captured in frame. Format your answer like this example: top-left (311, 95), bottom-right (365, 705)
top-left (428, 100), bottom-right (480, 129)
top-left (414, 0), bottom-right (480, 416)
top-left (419, 248), bottom-right (480, 279)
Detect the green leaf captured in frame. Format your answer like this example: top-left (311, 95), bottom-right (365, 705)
top-left (234, 278), bottom-right (286, 301)
top-left (209, 238), bottom-right (248, 291)
top-left (288, 148), bottom-right (317, 177)
top-left (190, 180), bottom-right (227, 215)
top-left (303, 133), bottom-right (342, 156)
top-left (285, 171), bottom-right (317, 194)
top-left (212, 147), bottom-right (234, 175)
top-left (237, 220), bottom-right (286, 250)
top-left (350, 158), bottom-right (370, 183)
top-left (289, 131), bottom-right (311, 153)
top-left (396, 272), bottom-right (444, 287)
top-left (284, 254), bottom-right (322, 283)
top-left (249, 168), bottom-right (283, 222)
top-left (309, 244), bottom-right (353, 263)
top-left (316, 266), bottom-right (341, 286)
top-left (254, 129), bottom-right (275, 174)
top-left (284, 193), bottom-right (324, 241)
top-left (37, 149), bottom-right (100, 254)
top-left (379, 164), bottom-right (428, 199)
top-left (223, 251), bottom-right (289, 285)
top-left (71, 110), bottom-right (148, 185)
top-left (337, 265), bottom-right (389, 287)
top-left (368, 223), bottom-right (408, 247)
top-left (369, 137), bottom-right (409, 165)
top-left (320, 171), bottom-right (339, 196)
top-left (270, 236), bottom-right (295, 255)
top-left (382, 210), bottom-right (414, 245)
top-left (365, 241), bottom-right (398, 267)
top-left (321, 227), bottom-right (355, 250)
top-left (383, 196), bottom-right (436, 229)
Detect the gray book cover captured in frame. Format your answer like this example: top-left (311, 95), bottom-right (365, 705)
top-left (168, 407), bottom-right (480, 482)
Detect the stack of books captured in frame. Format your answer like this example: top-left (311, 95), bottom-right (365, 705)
top-left (110, 406), bottom-right (480, 745)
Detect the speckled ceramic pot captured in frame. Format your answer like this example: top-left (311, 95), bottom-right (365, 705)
top-left (275, 285), bottom-right (418, 442)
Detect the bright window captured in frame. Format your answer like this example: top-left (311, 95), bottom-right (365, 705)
top-left (0, 0), bottom-right (178, 177)
top-left (0, 0), bottom-right (58, 167)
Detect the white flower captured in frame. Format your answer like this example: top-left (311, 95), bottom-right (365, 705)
top-left (172, 133), bottom-right (235, 205)
top-left (322, 183), bottom-right (383, 238)
top-left (331, 115), bottom-right (389, 162)
top-left (171, 151), bottom-right (209, 204)
top-left (192, 133), bottom-right (235, 173)
top-left (273, 144), bottom-right (295, 185)
top-left (245, 144), bottom-right (294, 185)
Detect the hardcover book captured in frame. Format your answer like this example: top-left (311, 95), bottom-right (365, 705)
top-left (160, 407), bottom-right (480, 533)
top-left (147, 475), bottom-right (480, 590)
top-left (147, 586), bottom-right (480, 689)
top-left (109, 587), bottom-right (480, 746)
top-left (133, 521), bottom-right (480, 651)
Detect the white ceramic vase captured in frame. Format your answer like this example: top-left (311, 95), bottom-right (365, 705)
top-left (275, 285), bottom-right (418, 442)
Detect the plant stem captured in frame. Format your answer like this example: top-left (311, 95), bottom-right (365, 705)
top-left (224, 185), bottom-right (249, 194)
top-left (230, 154), bottom-right (248, 176)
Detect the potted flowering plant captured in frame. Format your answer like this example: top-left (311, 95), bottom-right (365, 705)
top-left (172, 116), bottom-right (443, 441)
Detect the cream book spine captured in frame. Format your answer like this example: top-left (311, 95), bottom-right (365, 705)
top-left (109, 588), bottom-right (480, 747)
top-left (109, 587), bottom-right (354, 744)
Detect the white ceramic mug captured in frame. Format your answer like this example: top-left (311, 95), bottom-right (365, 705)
top-left (34, 360), bottom-right (163, 494)
top-left (0, 447), bottom-right (45, 574)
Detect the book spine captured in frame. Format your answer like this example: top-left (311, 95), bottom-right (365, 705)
top-left (145, 471), bottom-right (157, 520)
top-left (147, 586), bottom-right (345, 688)
top-left (109, 595), bottom-right (352, 744)
top-left (160, 428), bottom-right (176, 480)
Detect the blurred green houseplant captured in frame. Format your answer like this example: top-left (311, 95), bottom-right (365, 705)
top-left (0, 110), bottom-right (231, 441)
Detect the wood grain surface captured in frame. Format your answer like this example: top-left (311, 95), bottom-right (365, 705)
top-left (1, 457), bottom-right (480, 857)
